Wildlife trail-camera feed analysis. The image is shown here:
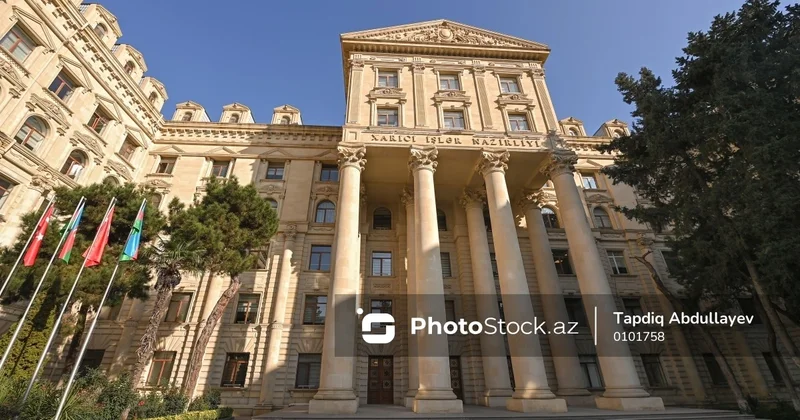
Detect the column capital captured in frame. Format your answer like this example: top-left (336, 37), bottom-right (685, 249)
top-left (408, 146), bottom-right (438, 173)
top-left (459, 187), bottom-right (486, 210)
top-left (517, 189), bottom-right (547, 211)
top-left (476, 149), bottom-right (509, 176)
top-left (400, 187), bottom-right (414, 207)
top-left (541, 149), bottom-right (578, 178)
top-left (337, 145), bottom-right (367, 171)
top-left (283, 223), bottom-right (297, 241)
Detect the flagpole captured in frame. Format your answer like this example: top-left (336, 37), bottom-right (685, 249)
top-left (0, 195), bottom-right (56, 299)
top-left (0, 196), bottom-right (80, 374)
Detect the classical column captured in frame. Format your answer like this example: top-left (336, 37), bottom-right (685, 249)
top-left (409, 146), bottom-right (463, 414)
top-left (478, 150), bottom-right (567, 413)
top-left (401, 188), bottom-right (419, 408)
top-left (544, 149), bottom-right (664, 411)
top-left (459, 188), bottom-right (514, 407)
top-left (519, 191), bottom-right (589, 397)
top-left (259, 225), bottom-right (297, 407)
top-left (309, 146), bottom-right (365, 414)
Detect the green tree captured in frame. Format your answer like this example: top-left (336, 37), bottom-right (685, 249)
top-left (169, 177), bottom-right (277, 399)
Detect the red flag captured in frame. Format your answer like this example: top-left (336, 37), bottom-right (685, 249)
top-left (22, 204), bottom-right (56, 267)
top-left (82, 206), bottom-right (115, 267)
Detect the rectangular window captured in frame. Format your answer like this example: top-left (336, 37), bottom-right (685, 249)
top-left (579, 355), bottom-right (603, 388)
top-left (210, 160), bottom-right (230, 178)
top-left (1, 25), bottom-right (36, 62)
top-left (737, 298), bottom-right (762, 324)
top-left (763, 352), bottom-right (784, 384)
top-left (439, 74), bottom-right (460, 90)
top-left (564, 297), bottom-right (588, 325)
top-left (87, 107), bottom-right (111, 134)
top-left (295, 353), bottom-right (322, 389)
top-left (156, 157), bottom-right (176, 174)
top-left (445, 300), bottom-right (456, 323)
top-left (552, 249), bottom-right (574, 275)
top-left (702, 353), bottom-right (727, 385)
top-left (642, 354), bottom-right (667, 386)
top-left (78, 349), bottom-right (105, 377)
top-left (49, 71), bottom-right (77, 100)
top-left (164, 292), bottom-right (192, 322)
top-left (235, 294), bottom-right (259, 324)
top-left (250, 249), bottom-right (269, 270)
top-left (0, 177), bottom-right (15, 210)
top-left (623, 297), bottom-right (644, 317)
top-left (489, 252), bottom-right (499, 278)
top-left (221, 353), bottom-right (249, 387)
top-left (581, 173), bottom-right (598, 189)
top-left (303, 295), bottom-right (327, 325)
top-left (371, 251), bottom-right (392, 276)
top-left (508, 114), bottom-right (529, 131)
top-left (440, 252), bottom-right (452, 278)
top-left (443, 111), bottom-right (465, 130)
top-left (377, 108), bottom-right (398, 127)
top-left (377, 70), bottom-right (398, 88)
top-left (370, 299), bottom-right (392, 329)
top-left (309, 245), bottom-right (332, 271)
top-left (320, 164), bottom-right (339, 182)
top-left (607, 250), bottom-right (629, 275)
top-left (499, 77), bottom-right (520, 93)
top-left (265, 162), bottom-right (285, 180)
top-left (147, 351), bottom-right (176, 387)
top-left (118, 138), bottom-right (137, 161)
top-left (661, 250), bottom-right (679, 274)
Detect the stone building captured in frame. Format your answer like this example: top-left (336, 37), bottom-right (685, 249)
top-left (0, 1), bottom-right (795, 416)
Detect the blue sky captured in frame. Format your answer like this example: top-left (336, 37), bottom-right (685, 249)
top-left (100, 0), bottom-right (745, 131)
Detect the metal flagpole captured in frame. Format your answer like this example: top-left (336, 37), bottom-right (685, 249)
top-left (0, 195), bottom-right (56, 299)
top-left (0, 196), bottom-right (81, 374)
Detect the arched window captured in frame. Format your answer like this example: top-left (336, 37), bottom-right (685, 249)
top-left (315, 200), bottom-right (335, 224)
top-left (280, 116), bottom-right (291, 125)
top-left (61, 150), bottom-right (87, 179)
top-left (228, 114), bottom-right (240, 123)
top-left (541, 207), bottom-right (559, 229)
top-left (93, 23), bottom-right (107, 39)
top-left (437, 209), bottom-right (447, 231)
top-left (103, 176), bottom-right (119, 186)
top-left (123, 61), bottom-right (135, 75)
top-left (14, 116), bottom-right (48, 150)
top-left (593, 207), bottom-right (613, 229)
top-left (181, 112), bottom-right (193, 122)
top-left (568, 128), bottom-right (579, 136)
top-left (266, 199), bottom-right (278, 210)
top-left (148, 92), bottom-right (158, 105)
top-left (373, 207), bottom-right (391, 230)
top-left (483, 207), bottom-right (492, 232)
top-left (612, 129), bottom-right (624, 138)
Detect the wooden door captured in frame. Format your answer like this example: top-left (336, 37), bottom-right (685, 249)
top-left (449, 356), bottom-right (464, 401)
top-left (368, 356), bottom-right (394, 404)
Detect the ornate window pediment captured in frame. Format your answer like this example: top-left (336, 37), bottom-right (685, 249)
top-left (497, 93), bottom-right (533, 107)
top-left (0, 58), bottom-right (25, 97)
top-left (10, 6), bottom-right (55, 52)
top-left (105, 159), bottom-right (132, 181)
top-left (433, 90), bottom-right (471, 104)
top-left (368, 87), bottom-right (406, 102)
top-left (70, 132), bottom-right (104, 157)
top-left (25, 93), bottom-right (68, 133)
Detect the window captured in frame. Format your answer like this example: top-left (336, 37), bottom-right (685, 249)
top-left (93, 23), bottom-right (107, 39)
top-left (210, 160), bottom-right (230, 178)
top-left (78, 349), bottom-right (104, 377)
top-left (623, 297), bottom-right (644, 317)
top-left (249, 249), bottom-right (269, 270)
top-left (266, 199), bottom-right (278, 210)
top-left (612, 129), bottom-right (624, 138)
top-left (221, 353), bottom-right (249, 387)
top-left (148, 92), bottom-right (158, 105)
top-left (309, 245), bottom-right (331, 271)
top-left (118, 138), bottom-right (136, 161)
top-left (439, 74), bottom-right (460, 90)
top-left (87, 107), bottom-right (111, 134)
top-left (763, 352), bottom-right (784, 384)
top-left (371, 251), bottom-right (392, 276)
top-left (564, 297), bottom-right (588, 325)
top-left (581, 173), bottom-right (598, 189)
top-left (377, 108), bottom-right (398, 127)
top-left (181, 112), bottom-right (193, 121)
top-left (568, 127), bottom-right (579, 136)
top-left (443, 111), bottom-right (465, 130)
top-left (593, 208), bottom-right (613, 229)
top-left (642, 354), bottom-right (667, 386)
top-left (445, 300), bottom-right (456, 323)
top-left (102, 176), bottom-right (119, 186)
top-left (61, 150), bottom-right (87, 179)
top-left (123, 61), bottom-right (135, 75)
top-left (607, 250), bottom-right (628, 275)
top-left (489, 253), bottom-right (498, 278)
top-left (150, 194), bottom-right (163, 210)
top-left (49, 71), bottom-right (77, 100)
top-left (508, 114), bottom-right (529, 131)
top-left (1, 25), bottom-right (36, 62)
top-left (295, 354), bottom-right (321, 389)
top-left (552, 250), bottom-right (573, 275)
top-left (372, 207), bottom-right (392, 230)
top-left (579, 355), bottom-right (603, 388)
top-left (302, 296), bottom-right (326, 324)
top-left (499, 77), bottom-right (520, 93)
top-left (280, 116), bottom-right (291, 124)
top-left (737, 298), bottom-right (761, 324)
top-left (228, 113), bottom-right (240, 123)
top-left (147, 351), bottom-right (176, 387)
top-left (661, 250), bottom-right (680, 274)
top-left (541, 207), bottom-right (559, 228)
top-left (14, 116), bottom-right (48, 150)
top-left (320, 164), bottom-right (338, 181)
top-left (483, 207), bottom-right (492, 232)
top-left (377, 70), bottom-right (397, 88)
top-left (440, 252), bottom-right (452, 278)
top-left (702, 354), bottom-right (727, 385)
top-left (265, 162), bottom-right (285, 180)
top-left (437, 209), bottom-right (447, 231)
top-left (235, 294), bottom-right (259, 324)
top-left (156, 157), bottom-right (176, 174)
top-left (315, 201), bottom-right (335, 224)
top-left (0, 177), bottom-right (13, 210)
top-left (370, 299), bottom-right (392, 329)
top-left (164, 292), bottom-right (192, 322)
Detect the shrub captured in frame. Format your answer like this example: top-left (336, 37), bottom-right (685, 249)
top-left (141, 407), bottom-right (233, 419)
top-left (161, 386), bottom-right (189, 415)
top-left (187, 389), bottom-right (221, 411)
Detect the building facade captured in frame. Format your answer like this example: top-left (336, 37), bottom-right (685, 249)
top-left (0, 1), bottom-right (796, 416)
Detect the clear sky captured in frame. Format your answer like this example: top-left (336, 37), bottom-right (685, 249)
top-left (100, 0), bottom-right (746, 131)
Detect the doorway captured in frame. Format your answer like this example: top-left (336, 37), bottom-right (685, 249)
top-left (449, 356), bottom-right (464, 401)
top-left (367, 356), bottom-right (394, 404)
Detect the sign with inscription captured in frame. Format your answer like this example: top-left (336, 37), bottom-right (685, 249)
top-left (360, 133), bottom-right (550, 151)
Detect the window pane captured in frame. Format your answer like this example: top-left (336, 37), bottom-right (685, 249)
top-left (443, 111), bottom-right (465, 129)
top-left (371, 251), bottom-right (392, 276)
top-left (156, 157), bottom-right (176, 174)
top-left (296, 354), bottom-right (322, 388)
top-left (440, 252), bottom-right (452, 277)
top-left (373, 207), bottom-right (392, 230)
top-left (552, 250), bottom-right (573, 275)
top-left (309, 245), bottom-right (332, 271)
top-left (702, 354), bottom-right (726, 385)
top-left (320, 164), bottom-right (339, 181)
top-left (509, 114), bottom-right (529, 131)
top-left (445, 300), bottom-right (456, 322)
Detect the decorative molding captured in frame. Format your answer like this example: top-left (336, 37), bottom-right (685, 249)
top-left (337, 145), bottom-right (366, 171)
top-left (313, 184), bottom-right (338, 196)
top-left (585, 194), bottom-right (614, 204)
top-left (105, 159), bottom-right (132, 181)
top-left (476, 149), bottom-right (509, 175)
top-left (71, 132), bottom-right (104, 157)
top-left (400, 187), bottom-right (414, 206)
top-left (0, 57), bottom-right (25, 97)
top-left (541, 149), bottom-right (578, 178)
top-left (496, 92), bottom-right (534, 107)
top-left (26, 94), bottom-right (69, 129)
top-left (367, 87), bottom-right (406, 103)
top-left (433, 90), bottom-right (471, 104)
top-left (408, 145), bottom-right (438, 172)
top-left (284, 224), bottom-right (297, 241)
top-left (459, 187), bottom-right (486, 209)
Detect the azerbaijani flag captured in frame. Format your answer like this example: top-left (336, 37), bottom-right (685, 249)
top-left (58, 201), bottom-right (86, 263)
top-left (83, 204), bottom-right (115, 267)
top-left (22, 201), bottom-right (56, 266)
top-left (120, 200), bottom-right (145, 262)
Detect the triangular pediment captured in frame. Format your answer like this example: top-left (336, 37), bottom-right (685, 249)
top-left (176, 101), bottom-right (205, 110)
top-left (224, 102), bottom-right (250, 111)
top-left (274, 104), bottom-right (300, 113)
top-left (152, 145), bottom-right (186, 154)
top-left (206, 146), bottom-right (237, 155)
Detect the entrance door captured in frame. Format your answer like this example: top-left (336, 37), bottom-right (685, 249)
top-left (368, 356), bottom-right (394, 404)
top-left (449, 356), bottom-right (464, 401)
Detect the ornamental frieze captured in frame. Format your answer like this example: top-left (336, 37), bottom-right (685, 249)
top-left (105, 159), bottom-right (132, 180)
top-left (361, 133), bottom-right (549, 151)
top-left (26, 93), bottom-right (69, 129)
top-left (71, 132), bottom-right (104, 157)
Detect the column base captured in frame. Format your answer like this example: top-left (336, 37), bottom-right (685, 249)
top-left (412, 398), bottom-right (463, 413)
top-left (404, 396), bottom-right (415, 408)
top-left (556, 387), bottom-right (592, 396)
top-left (506, 397), bottom-right (568, 413)
top-left (308, 398), bottom-right (359, 414)
top-left (595, 396), bottom-right (665, 411)
top-left (482, 396), bottom-right (509, 407)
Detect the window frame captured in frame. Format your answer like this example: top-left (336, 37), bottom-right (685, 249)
top-left (445, 299), bottom-right (457, 323)
top-left (164, 292), bottom-right (193, 323)
top-left (508, 113), bottom-right (530, 131)
top-left (61, 150), bottom-right (88, 179)
top-left (221, 353), bottom-right (250, 388)
top-left (49, 71), bottom-right (78, 101)
top-left (370, 299), bottom-right (393, 329)
top-left (702, 353), bottom-right (727, 386)
top-left (265, 161), bottom-right (285, 180)
top-left (0, 176), bottom-right (15, 209)
top-left (118, 137), bottom-right (137, 162)
top-left (371, 251), bottom-right (392, 277)
top-left (146, 351), bottom-right (176, 388)
top-left (641, 354), bottom-right (667, 387)
top-left (552, 249), bottom-right (574, 275)
top-left (87, 107), bottom-right (112, 134)
top-left (439, 73), bottom-right (461, 91)
top-left (14, 116), bottom-right (48, 151)
top-left (581, 172), bottom-right (599, 189)
top-left (156, 156), bottom-right (176, 174)
top-left (210, 159), bottom-right (230, 178)
top-left (376, 108), bottom-right (399, 127)
top-left (377, 70), bottom-right (398, 88)
top-left (302, 295), bottom-right (327, 325)
top-left (541, 207), bottom-right (559, 229)
top-left (579, 355), bottom-right (603, 388)
top-left (234, 293), bottom-right (260, 324)
top-left (563, 297), bottom-right (588, 325)
top-left (607, 250), bottom-right (629, 275)
top-left (372, 207), bottom-right (392, 230)
top-left (437, 209), bottom-right (447, 231)
top-left (442, 110), bottom-right (466, 130)
top-left (499, 76), bottom-right (521, 93)
top-left (592, 207), bottom-right (613, 229)
top-left (314, 200), bottom-right (336, 224)
top-left (1, 24), bottom-right (37, 62)
top-left (295, 353), bottom-right (322, 389)
top-left (319, 164), bottom-right (339, 182)
top-left (440, 252), bottom-right (452, 278)
top-left (181, 112), bottom-right (193, 122)
top-left (622, 297), bottom-right (644, 317)
top-left (308, 245), bottom-right (332, 271)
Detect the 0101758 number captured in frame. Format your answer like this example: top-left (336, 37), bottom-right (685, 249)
top-left (613, 331), bottom-right (665, 342)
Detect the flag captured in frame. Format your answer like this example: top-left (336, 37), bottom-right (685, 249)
top-left (83, 206), bottom-right (115, 267)
top-left (22, 202), bottom-right (56, 266)
top-left (120, 200), bottom-right (145, 262)
top-left (58, 201), bottom-right (86, 263)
